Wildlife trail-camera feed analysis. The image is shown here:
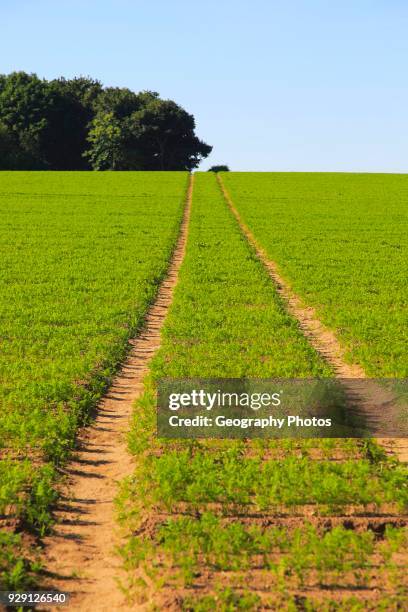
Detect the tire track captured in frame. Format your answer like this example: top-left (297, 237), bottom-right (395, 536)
top-left (42, 174), bottom-right (194, 611)
top-left (217, 174), bottom-right (407, 462)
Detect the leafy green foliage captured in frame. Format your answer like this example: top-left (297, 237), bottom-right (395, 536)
top-left (208, 165), bottom-right (230, 172)
top-left (0, 461), bottom-right (57, 533)
top-left (1, 170), bottom-right (406, 607)
top-left (182, 591), bottom-right (407, 612)
top-left (118, 173), bottom-right (408, 609)
top-left (182, 589), bottom-right (261, 612)
top-left (86, 95), bottom-right (212, 171)
top-left (84, 112), bottom-right (124, 170)
top-left (222, 172), bottom-right (408, 377)
top-left (0, 532), bottom-right (41, 590)
top-left (152, 172), bottom-right (331, 379)
top-left (137, 450), bottom-right (408, 511)
top-left (0, 171), bottom-right (188, 582)
top-left (125, 98), bottom-right (213, 171)
top-left (155, 515), bottom-right (388, 576)
top-left (0, 72), bottom-right (212, 170)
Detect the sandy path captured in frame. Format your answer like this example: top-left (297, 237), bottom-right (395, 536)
top-left (217, 174), bottom-right (408, 462)
top-left (42, 175), bottom-right (193, 611)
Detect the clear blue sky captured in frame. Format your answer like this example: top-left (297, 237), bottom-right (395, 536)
top-left (2, 0), bottom-right (408, 171)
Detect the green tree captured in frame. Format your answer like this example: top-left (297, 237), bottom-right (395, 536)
top-left (0, 123), bottom-right (33, 169)
top-left (85, 96), bottom-right (212, 171)
top-left (84, 112), bottom-right (124, 170)
top-left (208, 165), bottom-right (230, 172)
top-left (126, 98), bottom-right (212, 170)
top-left (47, 77), bottom-right (102, 169)
top-left (94, 87), bottom-right (150, 118)
top-left (0, 72), bottom-right (55, 168)
top-left (0, 72), bottom-right (212, 171)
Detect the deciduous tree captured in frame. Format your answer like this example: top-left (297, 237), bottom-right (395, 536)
top-left (0, 72), bottom-right (212, 171)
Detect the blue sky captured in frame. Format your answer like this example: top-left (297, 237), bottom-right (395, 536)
top-left (2, 0), bottom-right (408, 171)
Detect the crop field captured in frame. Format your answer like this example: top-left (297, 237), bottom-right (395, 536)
top-left (221, 173), bottom-right (408, 378)
top-left (117, 173), bottom-right (408, 610)
top-left (0, 171), bottom-right (188, 587)
top-left (0, 171), bottom-right (406, 610)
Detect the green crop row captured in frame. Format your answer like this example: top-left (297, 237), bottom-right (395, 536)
top-left (119, 173), bottom-right (407, 609)
top-left (150, 173), bottom-right (330, 380)
top-left (0, 171), bottom-right (188, 587)
top-left (1, 170), bottom-right (406, 605)
top-left (120, 513), bottom-right (406, 588)
top-left (0, 531), bottom-right (41, 591)
top-left (221, 172), bottom-right (408, 377)
top-left (181, 590), bottom-right (406, 612)
top-left (128, 449), bottom-right (408, 513)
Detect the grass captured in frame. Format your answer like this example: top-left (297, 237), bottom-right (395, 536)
top-left (0, 170), bottom-right (188, 586)
top-left (118, 173), bottom-right (408, 610)
top-left (221, 172), bottom-right (408, 377)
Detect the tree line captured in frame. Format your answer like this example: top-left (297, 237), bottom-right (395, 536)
top-left (0, 72), bottom-right (212, 171)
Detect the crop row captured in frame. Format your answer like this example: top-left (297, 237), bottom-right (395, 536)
top-left (221, 172), bottom-right (408, 377)
top-left (118, 173), bottom-right (408, 610)
top-left (121, 515), bottom-right (406, 592)
top-left (0, 171), bottom-right (189, 588)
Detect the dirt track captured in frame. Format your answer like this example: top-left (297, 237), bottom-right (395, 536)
top-left (217, 174), bottom-right (408, 462)
top-left (41, 171), bottom-right (405, 611)
top-left (42, 175), bottom-right (193, 611)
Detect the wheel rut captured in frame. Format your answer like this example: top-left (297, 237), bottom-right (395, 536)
top-left (217, 174), bottom-right (407, 462)
top-left (41, 175), bottom-right (194, 611)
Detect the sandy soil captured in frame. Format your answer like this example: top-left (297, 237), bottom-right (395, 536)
top-left (41, 175), bottom-right (193, 611)
top-left (217, 174), bottom-right (408, 462)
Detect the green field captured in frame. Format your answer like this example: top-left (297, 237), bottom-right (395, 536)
top-left (222, 172), bottom-right (408, 377)
top-left (0, 171), bottom-right (188, 586)
top-left (0, 171), bottom-right (406, 608)
top-left (118, 173), bottom-right (407, 610)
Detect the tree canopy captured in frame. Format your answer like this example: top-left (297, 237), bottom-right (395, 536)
top-left (208, 165), bottom-right (230, 172)
top-left (0, 72), bottom-right (212, 170)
